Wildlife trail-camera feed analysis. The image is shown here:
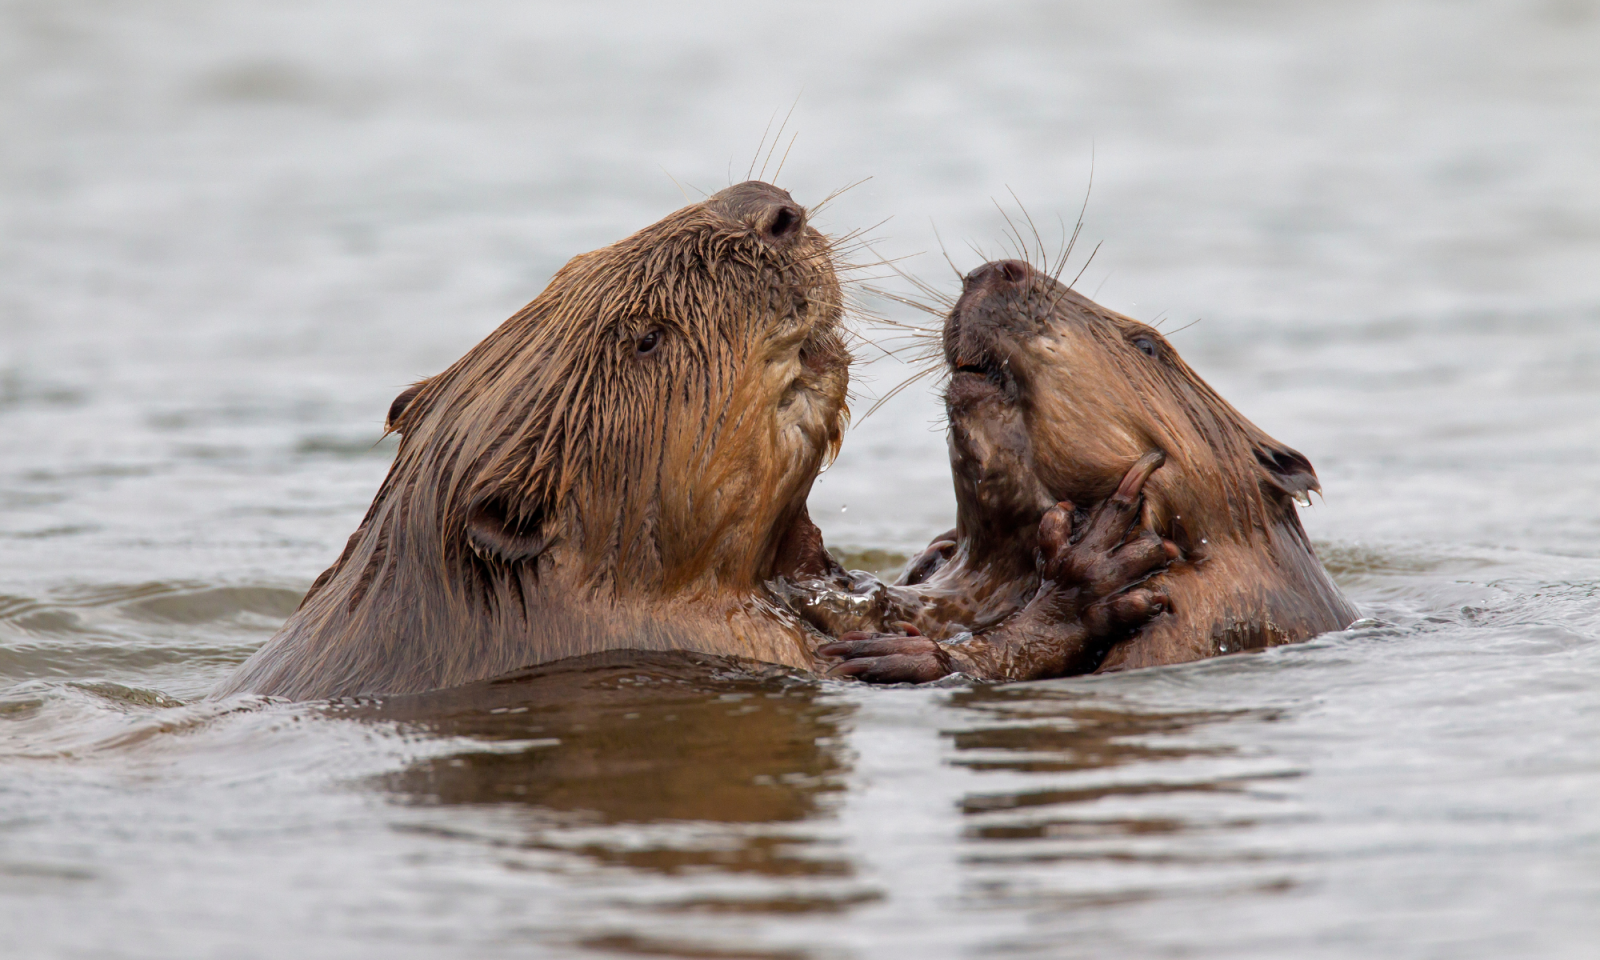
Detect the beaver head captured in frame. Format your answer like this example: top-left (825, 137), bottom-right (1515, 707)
top-left (222, 181), bottom-right (849, 699)
top-left (382, 181), bottom-right (848, 595)
top-left (942, 259), bottom-right (1319, 560)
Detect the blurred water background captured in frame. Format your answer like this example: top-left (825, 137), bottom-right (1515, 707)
top-left (3, 1), bottom-right (1599, 957)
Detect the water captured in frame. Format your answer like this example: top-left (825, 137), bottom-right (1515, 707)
top-left (3, 0), bottom-right (1599, 956)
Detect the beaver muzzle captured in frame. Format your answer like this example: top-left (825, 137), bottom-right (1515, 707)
top-left (945, 259), bottom-right (1044, 404)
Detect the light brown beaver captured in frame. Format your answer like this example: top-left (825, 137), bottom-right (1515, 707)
top-left (219, 182), bottom-right (855, 700)
top-left (821, 258), bottom-right (1358, 681)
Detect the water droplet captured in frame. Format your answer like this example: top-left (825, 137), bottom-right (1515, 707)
top-left (841, 505), bottom-right (848, 513)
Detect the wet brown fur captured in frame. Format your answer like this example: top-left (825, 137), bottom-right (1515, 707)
top-left (218, 182), bottom-right (851, 700)
top-left (935, 259), bottom-right (1357, 670)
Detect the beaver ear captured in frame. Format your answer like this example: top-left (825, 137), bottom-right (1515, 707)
top-left (1254, 440), bottom-right (1321, 499)
top-left (385, 377), bottom-right (432, 436)
top-left (464, 492), bottom-right (552, 564)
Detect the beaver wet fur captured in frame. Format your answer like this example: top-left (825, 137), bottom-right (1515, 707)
top-left (219, 182), bottom-right (853, 700)
top-left (822, 258), bottom-right (1358, 680)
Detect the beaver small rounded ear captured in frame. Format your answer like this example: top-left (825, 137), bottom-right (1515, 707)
top-left (1254, 442), bottom-right (1321, 500)
top-left (385, 378), bottom-right (430, 435)
top-left (464, 492), bottom-right (552, 564)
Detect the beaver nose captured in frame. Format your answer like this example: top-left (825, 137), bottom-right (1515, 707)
top-left (964, 259), bottom-right (1033, 290)
top-left (707, 180), bottom-right (807, 245)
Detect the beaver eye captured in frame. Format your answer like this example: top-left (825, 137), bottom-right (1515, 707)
top-left (1133, 337), bottom-right (1158, 358)
top-left (635, 328), bottom-right (663, 357)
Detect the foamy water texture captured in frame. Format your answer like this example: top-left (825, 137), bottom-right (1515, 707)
top-left (3, 1), bottom-right (1599, 957)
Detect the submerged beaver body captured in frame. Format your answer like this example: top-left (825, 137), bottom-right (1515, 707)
top-left (220, 182), bottom-right (851, 700)
top-left (824, 258), bottom-right (1357, 680)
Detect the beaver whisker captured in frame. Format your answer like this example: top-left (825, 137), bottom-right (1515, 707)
top-left (868, 337), bottom-right (943, 366)
top-left (859, 321), bottom-right (941, 345)
top-left (841, 312), bottom-right (939, 368)
top-left (827, 215), bottom-right (893, 254)
top-left (771, 130), bottom-right (801, 183)
top-left (993, 190), bottom-right (1055, 276)
top-left (991, 197), bottom-right (1035, 272)
top-left (837, 324), bottom-right (898, 364)
top-left (855, 314), bottom-right (942, 345)
top-left (658, 165), bottom-right (692, 204)
top-left (838, 267), bottom-right (927, 288)
top-left (808, 176), bottom-right (873, 218)
top-left (757, 98), bottom-right (800, 182)
top-left (863, 278), bottom-right (953, 312)
top-left (1006, 187), bottom-right (1052, 275)
top-left (1050, 212), bottom-right (1074, 282)
top-left (746, 111), bottom-right (776, 181)
top-left (1050, 157), bottom-right (1096, 283)
top-left (833, 249), bottom-right (919, 274)
top-left (835, 296), bottom-right (901, 363)
top-left (859, 361), bottom-right (945, 420)
top-left (925, 220), bottom-right (965, 282)
top-left (858, 242), bottom-right (959, 310)
top-left (746, 100), bottom-right (793, 182)
top-left (830, 246), bottom-right (897, 268)
top-left (1064, 239), bottom-right (1103, 293)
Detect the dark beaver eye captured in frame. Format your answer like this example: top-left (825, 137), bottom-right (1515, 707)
top-left (635, 328), bottom-right (663, 357)
top-left (1133, 337), bottom-right (1158, 358)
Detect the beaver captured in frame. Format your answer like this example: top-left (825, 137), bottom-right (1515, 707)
top-left (220, 183), bottom-right (1178, 700)
top-left (821, 258), bottom-right (1358, 681)
top-left (218, 182), bottom-right (855, 700)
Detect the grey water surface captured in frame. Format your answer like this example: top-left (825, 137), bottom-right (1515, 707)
top-left (3, 1), bottom-right (1599, 957)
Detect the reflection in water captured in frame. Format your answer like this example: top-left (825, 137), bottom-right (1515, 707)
top-left (941, 683), bottom-right (1306, 923)
top-left (347, 663), bottom-right (1312, 953)
top-left (366, 650), bottom-right (850, 825)
top-left (345, 650), bottom-right (872, 936)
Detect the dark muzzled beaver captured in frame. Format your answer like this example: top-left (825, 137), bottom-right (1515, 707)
top-left (822, 258), bottom-right (1357, 681)
top-left (219, 182), bottom-right (853, 700)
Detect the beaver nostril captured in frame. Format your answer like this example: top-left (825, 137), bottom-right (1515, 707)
top-left (999, 260), bottom-right (1028, 284)
top-left (761, 204), bottom-right (804, 243)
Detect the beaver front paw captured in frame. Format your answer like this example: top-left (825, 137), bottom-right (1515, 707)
top-left (1036, 451), bottom-right (1177, 627)
top-left (818, 625), bottom-right (970, 684)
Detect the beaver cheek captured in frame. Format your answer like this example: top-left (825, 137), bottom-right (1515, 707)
top-left (1026, 357), bottom-right (1148, 493)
